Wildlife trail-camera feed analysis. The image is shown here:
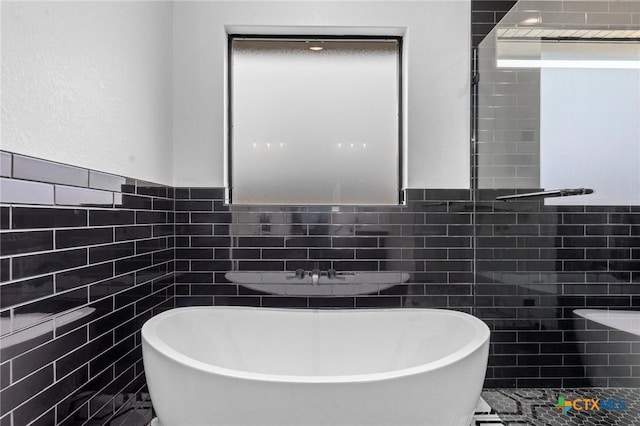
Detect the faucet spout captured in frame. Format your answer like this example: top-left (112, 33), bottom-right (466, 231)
top-left (311, 269), bottom-right (321, 286)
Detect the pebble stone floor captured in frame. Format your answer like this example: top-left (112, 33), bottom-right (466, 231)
top-left (479, 388), bottom-right (640, 426)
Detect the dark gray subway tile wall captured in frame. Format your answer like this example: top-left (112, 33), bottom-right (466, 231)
top-left (2, 152), bottom-right (640, 424)
top-left (174, 188), bottom-right (475, 311)
top-left (471, 0), bottom-right (517, 47)
top-left (475, 190), bottom-right (640, 388)
top-left (174, 187), bottom-right (640, 389)
top-left (0, 152), bottom-right (173, 426)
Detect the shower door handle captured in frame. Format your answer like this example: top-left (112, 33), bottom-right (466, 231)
top-left (496, 188), bottom-right (593, 201)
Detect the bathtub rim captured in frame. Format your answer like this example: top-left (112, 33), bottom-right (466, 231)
top-left (573, 308), bottom-right (640, 337)
top-left (142, 306), bottom-right (490, 384)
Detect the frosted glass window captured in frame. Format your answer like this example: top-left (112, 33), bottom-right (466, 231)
top-left (229, 38), bottom-right (401, 205)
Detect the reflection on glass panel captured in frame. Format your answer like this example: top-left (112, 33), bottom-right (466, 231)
top-left (541, 63), bottom-right (640, 206)
top-left (476, 2), bottom-right (640, 205)
top-left (476, 32), bottom-right (541, 189)
top-left (231, 38), bottom-right (400, 205)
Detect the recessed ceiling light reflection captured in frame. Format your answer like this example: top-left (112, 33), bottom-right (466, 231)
top-left (309, 46), bottom-right (324, 51)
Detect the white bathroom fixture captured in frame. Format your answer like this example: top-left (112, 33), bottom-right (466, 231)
top-left (142, 306), bottom-right (490, 426)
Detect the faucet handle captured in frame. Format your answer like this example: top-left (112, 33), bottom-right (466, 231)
top-left (286, 269), bottom-right (307, 280)
top-left (327, 269), bottom-right (346, 280)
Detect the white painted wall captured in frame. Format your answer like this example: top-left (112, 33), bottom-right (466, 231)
top-left (1, 1), bottom-right (174, 185)
top-left (173, 1), bottom-right (470, 189)
top-left (2, 1), bottom-right (470, 189)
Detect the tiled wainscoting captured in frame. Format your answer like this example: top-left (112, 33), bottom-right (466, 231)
top-left (0, 152), bottom-right (174, 426)
top-left (174, 187), bottom-right (640, 389)
top-left (476, 193), bottom-right (640, 388)
top-left (174, 188), bottom-right (476, 310)
top-left (2, 151), bottom-right (640, 425)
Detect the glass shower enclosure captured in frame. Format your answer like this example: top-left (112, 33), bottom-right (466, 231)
top-left (475, 0), bottom-right (640, 389)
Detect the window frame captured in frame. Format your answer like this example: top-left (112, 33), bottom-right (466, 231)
top-left (227, 34), bottom-right (404, 205)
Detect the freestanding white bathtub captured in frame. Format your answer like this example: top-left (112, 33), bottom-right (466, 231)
top-left (142, 307), bottom-right (490, 426)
